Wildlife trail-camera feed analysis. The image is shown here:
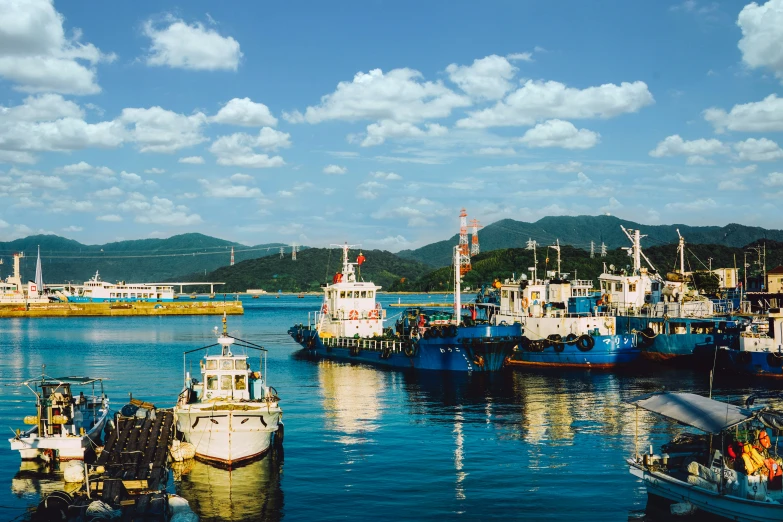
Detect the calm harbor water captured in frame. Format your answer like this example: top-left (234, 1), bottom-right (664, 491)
top-left (1, 294), bottom-right (780, 521)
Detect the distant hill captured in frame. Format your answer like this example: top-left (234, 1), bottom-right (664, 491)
top-left (397, 215), bottom-right (783, 267)
top-left (182, 247), bottom-right (431, 293)
top-left (0, 233), bottom-right (290, 283)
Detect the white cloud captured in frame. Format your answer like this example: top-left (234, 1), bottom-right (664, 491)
top-left (361, 120), bottom-right (448, 146)
top-left (93, 186), bottom-right (123, 197)
top-left (144, 167), bottom-right (165, 174)
top-left (371, 171), bottom-right (402, 180)
top-left (457, 80), bottom-right (654, 128)
top-left (519, 119), bottom-right (600, 149)
top-left (0, 0), bottom-right (115, 94)
top-left (0, 117), bottom-right (124, 153)
top-left (209, 128), bottom-right (289, 168)
top-left (277, 190), bottom-right (293, 197)
top-left (119, 107), bottom-right (207, 153)
top-left (120, 171), bottom-right (142, 183)
top-left (737, 0), bottom-right (783, 82)
top-left (62, 225), bottom-right (82, 232)
top-left (718, 179), bottom-right (748, 191)
top-left (357, 180), bottom-right (386, 199)
top-left (284, 67), bottom-right (471, 124)
top-left (199, 179), bottom-right (262, 198)
top-left (0, 150), bottom-right (36, 164)
top-left (57, 161), bottom-right (114, 176)
top-left (478, 161), bottom-right (583, 173)
top-left (96, 214), bottom-right (122, 222)
top-left (211, 97), bottom-right (277, 126)
top-left (704, 94), bottom-right (783, 132)
top-left (664, 198), bottom-right (718, 211)
top-left (507, 52), bottom-right (533, 62)
top-left (142, 17), bottom-right (242, 71)
top-left (323, 164), bottom-right (347, 175)
top-left (731, 165), bottom-right (758, 174)
top-left (685, 155), bottom-right (714, 165)
top-left (178, 156), bottom-right (204, 164)
top-left (649, 135), bottom-right (729, 161)
top-left (230, 173), bottom-right (254, 183)
top-left (763, 172), bottom-right (783, 186)
top-left (119, 195), bottom-right (202, 225)
top-left (734, 138), bottom-right (783, 161)
top-left (662, 173), bottom-right (703, 184)
top-left (474, 147), bottom-right (516, 156)
top-left (445, 54), bottom-right (517, 100)
top-left (49, 199), bottom-right (94, 213)
top-left (0, 94), bottom-right (83, 121)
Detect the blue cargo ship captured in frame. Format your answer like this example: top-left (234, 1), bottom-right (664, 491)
top-left (288, 244), bottom-right (522, 372)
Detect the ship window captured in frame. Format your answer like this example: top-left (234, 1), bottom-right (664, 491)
top-left (207, 375), bottom-right (218, 390)
top-left (368, 291), bottom-right (373, 298)
top-left (615, 283), bottom-right (622, 292)
top-left (691, 322), bottom-right (715, 335)
top-left (221, 359), bottom-right (233, 370)
top-left (669, 322), bottom-right (688, 335)
top-left (234, 375), bottom-right (246, 390)
top-left (340, 291), bottom-right (346, 298)
top-left (651, 283), bottom-right (660, 291)
top-left (123, 293), bottom-right (128, 298)
top-left (235, 359), bottom-right (247, 370)
top-left (531, 291), bottom-right (540, 300)
top-left (354, 291), bottom-right (360, 298)
top-left (360, 291), bottom-right (367, 298)
top-left (206, 360), bottom-right (218, 370)
top-left (220, 375), bottom-right (232, 390)
top-left (629, 284), bottom-right (636, 292)
top-left (501, 290), bottom-right (508, 298)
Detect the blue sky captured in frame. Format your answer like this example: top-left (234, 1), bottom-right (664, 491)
top-left (1, 0), bottom-right (782, 251)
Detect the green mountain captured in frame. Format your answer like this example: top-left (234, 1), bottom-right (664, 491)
top-left (397, 215), bottom-right (783, 267)
top-left (0, 233), bottom-right (289, 284)
top-left (183, 247), bottom-right (431, 293)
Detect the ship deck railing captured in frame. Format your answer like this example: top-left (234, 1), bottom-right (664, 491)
top-left (320, 336), bottom-right (406, 353)
top-left (740, 332), bottom-right (772, 339)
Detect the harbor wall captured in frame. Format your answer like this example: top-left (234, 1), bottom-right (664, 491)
top-left (0, 301), bottom-right (244, 318)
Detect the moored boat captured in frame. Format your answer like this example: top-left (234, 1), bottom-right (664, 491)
top-left (724, 308), bottom-right (783, 377)
top-left (8, 376), bottom-right (109, 462)
top-left (288, 243), bottom-right (521, 372)
top-left (174, 315), bottom-right (283, 467)
top-left (627, 392), bottom-right (783, 520)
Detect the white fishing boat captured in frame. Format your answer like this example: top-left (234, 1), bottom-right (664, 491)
top-left (8, 375), bottom-right (110, 462)
top-left (627, 392), bottom-right (783, 521)
top-left (174, 314), bottom-right (283, 467)
top-left (0, 252), bottom-right (50, 304)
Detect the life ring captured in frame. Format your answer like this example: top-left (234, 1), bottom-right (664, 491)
top-left (349, 310), bottom-right (359, 320)
top-left (321, 303), bottom-right (328, 314)
top-left (759, 429), bottom-right (772, 449)
top-left (368, 309), bottom-right (379, 320)
top-left (404, 344), bottom-right (416, 357)
top-left (576, 335), bottom-right (594, 352)
top-left (520, 297), bottom-right (529, 309)
top-left (565, 333), bottom-right (578, 345)
top-left (638, 327), bottom-right (655, 348)
top-left (473, 355), bottom-right (485, 367)
top-left (518, 336), bottom-right (530, 351)
top-left (739, 351), bottom-right (752, 365)
top-left (446, 325), bottom-right (458, 337)
top-left (602, 293), bottom-right (612, 304)
top-left (766, 352), bottom-right (783, 368)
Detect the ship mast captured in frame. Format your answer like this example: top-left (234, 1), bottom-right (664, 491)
top-left (453, 245), bottom-right (461, 325)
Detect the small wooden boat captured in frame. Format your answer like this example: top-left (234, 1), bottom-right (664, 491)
top-left (627, 392), bottom-right (783, 520)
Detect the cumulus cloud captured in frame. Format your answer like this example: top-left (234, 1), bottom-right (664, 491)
top-left (119, 107), bottom-right (208, 153)
top-left (445, 54), bottom-right (517, 100)
top-left (664, 198), bottom-right (718, 211)
top-left (649, 134), bottom-right (729, 162)
top-left (0, 0), bottom-right (115, 94)
top-left (119, 195), bottom-right (202, 225)
top-left (209, 128), bottom-right (289, 168)
top-left (144, 167), bottom-right (165, 174)
top-left (478, 161), bottom-right (583, 173)
top-left (230, 173), bottom-right (254, 183)
top-left (284, 68), bottom-right (471, 124)
top-left (56, 161), bottom-right (114, 176)
top-left (371, 171), bottom-right (402, 180)
top-left (96, 214), bottom-right (122, 222)
top-left (142, 17), bottom-right (242, 71)
top-left (734, 138), bottom-right (783, 161)
top-left (93, 186), bottom-right (123, 197)
top-left (763, 172), bottom-right (783, 186)
top-left (323, 164), bottom-right (347, 175)
top-left (0, 94), bottom-right (83, 121)
top-left (731, 165), bottom-right (758, 174)
top-left (178, 156), bottom-right (204, 164)
top-left (361, 120), bottom-right (448, 146)
top-left (357, 180), bottom-right (386, 199)
top-left (737, 0), bottom-right (783, 82)
top-left (474, 147), bottom-right (517, 156)
top-left (718, 179), bottom-right (748, 191)
top-left (211, 97), bottom-right (277, 127)
top-left (457, 80), bottom-right (654, 128)
top-left (519, 119), bottom-right (600, 149)
top-left (199, 178), bottom-right (262, 198)
top-left (704, 94), bottom-right (783, 132)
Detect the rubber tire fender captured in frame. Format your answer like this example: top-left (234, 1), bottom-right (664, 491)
top-left (766, 352), bottom-right (782, 368)
top-left (565, 333), bottom-right (578, 345)
top-left (446, 324), bottom-right (458, 337)
top-left (576, 334), bottom-right (595, 352)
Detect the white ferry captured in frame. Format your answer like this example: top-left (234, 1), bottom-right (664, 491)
top-left (0, 253), bottom-right (50, 305)
top-left (65, 271), bottom-right (175, 303)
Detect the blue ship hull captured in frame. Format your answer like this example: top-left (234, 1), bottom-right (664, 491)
top-left (614, 316), bottom-right (740, 364)
top-left (722, 349), bottom-right (783, 378)
top-left (508, 334), bottom-right (640, 368)
top-left (288, 324), bottom-right (522, 372)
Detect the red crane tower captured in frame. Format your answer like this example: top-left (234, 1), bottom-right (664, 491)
top-left (230, 247), bottom-right (235, 266)
top-left (469, 218), bottom-right (482, 256)
top-left (458, 208), bottom-right (471, 276)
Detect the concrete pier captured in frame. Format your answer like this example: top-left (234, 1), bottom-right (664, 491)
top-left (0, 300), bottom-right (243, 318)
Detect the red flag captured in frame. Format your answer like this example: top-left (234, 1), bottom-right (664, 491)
top-left (357, 252), bottom-right (366, 265)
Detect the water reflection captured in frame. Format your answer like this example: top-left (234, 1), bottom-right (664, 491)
top-left (11, 461), bottom-right (81, 500)
top-left (175, 450), bottom-right (284, 522)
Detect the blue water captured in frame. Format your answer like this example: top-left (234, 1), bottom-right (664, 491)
top-left (1, 294), bottom-right (780, 521)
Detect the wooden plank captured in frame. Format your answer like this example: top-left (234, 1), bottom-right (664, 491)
top-left (138, 412), bottom-right (165, 474)
top-left (109, 418), bottom-right (135, 465)
top-left (121, 480), bottom-right (148, 490)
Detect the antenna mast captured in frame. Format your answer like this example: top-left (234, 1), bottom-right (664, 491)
top-left (458, 209), bottom-right (471, 276)
top-left (526, 238), bottom-right (538, 282)
top-left (469, 218), bottom-right (482, 256)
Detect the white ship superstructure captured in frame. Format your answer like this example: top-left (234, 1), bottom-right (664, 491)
top-left (66, 271), bottom-right (175, 302)
top-left (0, 252), bottom-right (49, 304)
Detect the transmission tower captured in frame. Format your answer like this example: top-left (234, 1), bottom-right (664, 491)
top-left (526, 238), bottom-right (538, 282)
top-left (279, 247), bottom-right (284, 258)
top-left (600, 242), bottom-right (607, 257)
top-left (292, 243), bottom-right (297, 261)
top-left (230, 247), bottom-right (235, 266)
top-left (458, 208), bottom-right (471, 275)
top-left (590, 241), bottom-right (595, 259)
top-left (469, 218), bottom-right (482, 256)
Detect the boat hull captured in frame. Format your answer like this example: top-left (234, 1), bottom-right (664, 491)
top-left (722, 349), bottom-right (783, 377)
top-left (175, 407), bottom-right (282, 466)
top-left (289, 324), bottom-right (521, 372)
top-left (629, 461), bottom-right (782, 522)
top-left (8, 408), bottom-right (108, 462)
top-left (507, 334), bottom-right (639, 368)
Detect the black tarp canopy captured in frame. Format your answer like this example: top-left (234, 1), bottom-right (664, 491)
top-left (627, 392), bottom-right (754, 435)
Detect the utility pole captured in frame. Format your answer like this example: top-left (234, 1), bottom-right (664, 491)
top-left (708, 257), bottom-right (713, 273)
top-left (279, 247), bottom-right (284, 258)
top-left (744, 251), bottom-right (749, 291)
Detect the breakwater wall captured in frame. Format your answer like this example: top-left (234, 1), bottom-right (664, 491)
top-left (0, 301), bottom-right (243, 318)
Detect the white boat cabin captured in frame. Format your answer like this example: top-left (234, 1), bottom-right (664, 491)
top-left (196, 336), bottom-right (265, 402)
top-left (317, 244), bottom-right (385, 339)
top-left (739, 309), bottom-right (783, 354)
